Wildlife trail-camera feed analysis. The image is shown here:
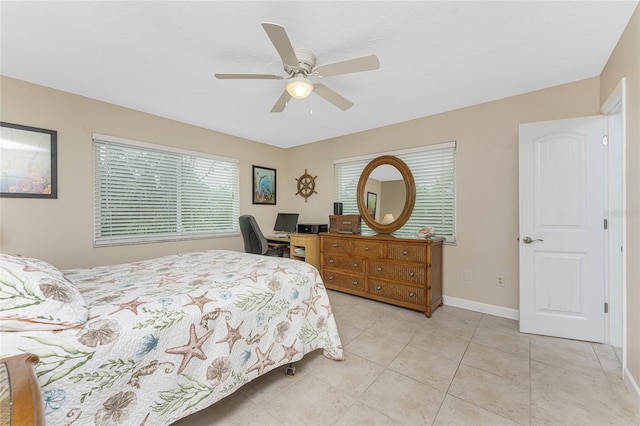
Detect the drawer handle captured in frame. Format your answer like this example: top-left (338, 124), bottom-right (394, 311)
top-left (409, 292), bottom-right (415, 298)
top-left (402, 250), bottom-right (408, 255)
top-left (352, 281), bottom-right (358, 287)
top-left (353, 263), bottom-right (358, 268)
top-left (376, 285), bottom-right (382, 291)
top-left (409, 271), bottom-right (415, 277)
top-left (329, 275), bottom-right (334, 280)
top-left (329, 259), bottom-right (334, 264)
top-left (376, 266), bottom-right (382, 272)
top-left (364, 246), bottom-right (369, 251)
top-left (333, 243), bottom-right (338, 248)
top-left (427, 263), bottom-right (431, 267)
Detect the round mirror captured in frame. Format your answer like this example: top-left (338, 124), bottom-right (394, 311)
top-left (357, 155), bottom-right (416, 234)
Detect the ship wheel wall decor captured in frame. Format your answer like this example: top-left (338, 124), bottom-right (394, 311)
top-left (295, 169), bottom-right (317, 202)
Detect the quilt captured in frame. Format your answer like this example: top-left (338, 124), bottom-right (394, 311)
top-left (0, 250), bottom-right (344, 425)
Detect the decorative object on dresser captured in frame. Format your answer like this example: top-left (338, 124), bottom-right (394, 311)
top-left (329, 214), bottom-right (361, 234)
top-left (418, 226), bottom-right (436, 238)
top-left (320, 233), bottom-right (443, 317)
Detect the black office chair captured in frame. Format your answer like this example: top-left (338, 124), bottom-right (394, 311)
top-left (239, 215), bottom-right (288, 257)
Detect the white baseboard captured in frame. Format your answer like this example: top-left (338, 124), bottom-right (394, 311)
top-left (443, 295), bottom-right (519, 320)
top-left (624, 366), bottom-right (640, 404)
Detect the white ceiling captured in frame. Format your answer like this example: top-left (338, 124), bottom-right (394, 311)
top-left (1, 1), bottom-right (637, 149)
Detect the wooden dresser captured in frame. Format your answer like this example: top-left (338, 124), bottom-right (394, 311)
top-left (320, 233), bottom-right (443, 317)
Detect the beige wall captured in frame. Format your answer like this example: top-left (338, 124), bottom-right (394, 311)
top-left (0, 77), bottom-right (293, 269)
top-left (600, 4), bottom-right (640, 393)
top-left (288, 77), bottom-right (601, 312)
top-left (380, 180), bottom-right (405, 220)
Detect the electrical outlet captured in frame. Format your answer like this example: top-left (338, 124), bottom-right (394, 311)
top-left (496, 274), bottom-right (505, 287)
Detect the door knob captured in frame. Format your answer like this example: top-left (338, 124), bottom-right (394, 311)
top-left (522, 236), bottom-right (543, 244)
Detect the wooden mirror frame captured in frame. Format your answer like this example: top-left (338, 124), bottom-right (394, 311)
top-left (357, 155), bottom-right (416, 234)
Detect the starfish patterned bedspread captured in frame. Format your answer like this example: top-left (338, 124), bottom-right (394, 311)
top-left (0, 250), bottom-right (344, 425)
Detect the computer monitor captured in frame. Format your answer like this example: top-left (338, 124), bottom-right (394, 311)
top-left (273, 213), bottom-right (299, 234)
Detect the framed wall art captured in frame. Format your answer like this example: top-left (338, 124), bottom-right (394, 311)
top-left (367, 191), bottom-right (377, 218)
top-left (0, 122), bottom-right (58, 198)
top-left (252, 165), bottom-right (276, 205)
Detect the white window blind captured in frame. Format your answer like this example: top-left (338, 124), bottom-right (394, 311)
top-left (93, 134), bottom-right (239, 246)
top-left (334, 142), bottom-right (456, 242)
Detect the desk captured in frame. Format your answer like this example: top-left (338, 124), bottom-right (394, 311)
top-left (267, 234), bottom-right (320, 271)
top-left (266, 236), bottom-right (290, 244)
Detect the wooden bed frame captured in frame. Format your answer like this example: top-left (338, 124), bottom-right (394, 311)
top-left (0, 353), bottom-right (44, 425)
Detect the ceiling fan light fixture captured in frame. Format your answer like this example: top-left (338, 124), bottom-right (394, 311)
top-left (286, 76), bottom-right (313, 99)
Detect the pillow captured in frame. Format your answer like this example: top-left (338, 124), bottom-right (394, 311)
top-left (0, 254), bottom-right (88, 331)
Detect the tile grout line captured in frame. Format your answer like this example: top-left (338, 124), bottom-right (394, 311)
top-left (326, 301), bottom-right (419, 425)
top-left (429, 312), bottom-right (484, 425)
top-left (447, 314), bottom-right (533, 426)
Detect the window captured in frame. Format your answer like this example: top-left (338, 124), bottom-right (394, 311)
top-left (334, 142), bottom-right (456, 242)
top-left (93, 134), bottom-right (239, 246)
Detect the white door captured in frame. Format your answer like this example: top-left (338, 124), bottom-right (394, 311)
top-left (519, 116), bottom-right (605, 342)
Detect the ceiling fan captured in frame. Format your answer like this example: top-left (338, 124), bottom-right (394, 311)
top-left (215, 23), bottom-right (380, 113)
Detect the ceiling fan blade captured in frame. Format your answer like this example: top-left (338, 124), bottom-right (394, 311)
top-left (313, 83), bottom-right (353, 111)
top-left (315, 54), bottom-right (380, 78)
top-left (262, 23), bottom-right (299, 69)
top-left (215, 73), bottom-right (283, 80)
top-left (270, 90), bottom-right (292, 113)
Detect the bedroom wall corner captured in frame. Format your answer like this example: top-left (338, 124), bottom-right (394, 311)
top-left (600, 2), bottom-right (640, 399)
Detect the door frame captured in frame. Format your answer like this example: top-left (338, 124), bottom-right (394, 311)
top-left (601, 78), bottom-right (626, 372)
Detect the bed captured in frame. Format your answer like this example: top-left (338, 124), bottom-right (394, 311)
top-left (0, 250), bottom-right (344, 425)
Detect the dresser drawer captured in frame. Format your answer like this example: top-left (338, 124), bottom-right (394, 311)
top-left (323, 270), bottom-right (366, 292)
top-left (352, 240), bottom-right (384, 258)
top-left (368, 260), bottom-right (425, 284)
top-left (369, 279), bottom-right (425, 307)
top-left (323, 254), bottom-right (365, 273)
top-left (386, 243), bottom-right (427, 263)
top-left (290, 235), bottom-right (307, 246)
top-left (322, 237), bottom-right (353, 254)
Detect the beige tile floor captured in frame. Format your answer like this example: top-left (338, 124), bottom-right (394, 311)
top-left (175, 290), bottom-right (640, 426)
